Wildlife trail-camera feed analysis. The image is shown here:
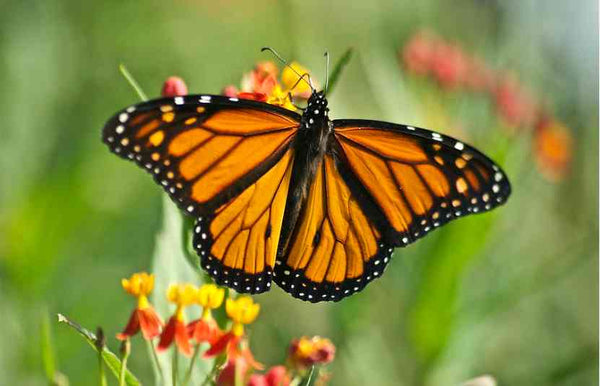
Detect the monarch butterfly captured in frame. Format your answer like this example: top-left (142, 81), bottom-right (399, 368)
top-left (103, 50), bottom-right (510, 303)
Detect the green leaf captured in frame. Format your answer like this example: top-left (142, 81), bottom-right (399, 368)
top-left (326, 48), bottom-right (353, 96)
top-left (149, 196), bottom-right (211, 385)
top-left (40, 309), bottom-right (58, 383)
top-left (56, 313), bottom-right (141, 386)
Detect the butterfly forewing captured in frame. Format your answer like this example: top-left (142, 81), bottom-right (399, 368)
top-left (102, 95), bottom-right (301, 216)
top-left (332, 119), bottom-right (511, 246)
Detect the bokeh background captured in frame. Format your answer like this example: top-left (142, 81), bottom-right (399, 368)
top-left (0, 0), bottom-right (598, 385)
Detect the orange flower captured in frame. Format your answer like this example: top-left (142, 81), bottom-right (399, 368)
top-left (534, 116), bottom-right (573, 182)
top-left (205, 296), bottom-right (262, 370)
top-left (117, 272), bottom-right (163, 340)
top-left (187, 284), bottom-right (225, 345)
top-left (288, 336), bottom-right (335, 370)
top-left (157, 283), bottom-right (196, 356)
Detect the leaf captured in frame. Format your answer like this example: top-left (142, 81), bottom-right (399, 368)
top-left (149, 196), bottom-right (211, 385)
top-left (326, 48), bottom-right (353, 96)
top-left (56, 313), bottom-right (141, 386)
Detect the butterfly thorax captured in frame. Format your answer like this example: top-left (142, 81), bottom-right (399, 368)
top-left (279, 91), bottom-right (332, 253)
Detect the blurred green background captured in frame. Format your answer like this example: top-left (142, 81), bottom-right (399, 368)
top-left (0, 0), bottom-right (597, 385)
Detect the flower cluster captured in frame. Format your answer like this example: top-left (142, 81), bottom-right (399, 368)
top-left (400, 30), bottom-right (573, 181)
top-left (222, 61), bottom-right (314, 111)
top-left (116, 272), bottom-right (335, 385)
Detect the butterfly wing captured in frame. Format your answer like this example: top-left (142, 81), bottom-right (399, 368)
top-left (103, 95), bottom-right (301, 293)
top-left (332, 119), bottom-right (511, 245)
top-left (273, 154), bottom-right (395, 302)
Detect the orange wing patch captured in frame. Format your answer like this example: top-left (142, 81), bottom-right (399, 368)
top-left (194, 150), bottom-right (294, 294)
top-left (274, 155), bottom-right (394, 302)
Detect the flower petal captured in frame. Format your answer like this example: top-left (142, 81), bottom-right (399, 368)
top-left (117, 310), bottom-right (140, 340)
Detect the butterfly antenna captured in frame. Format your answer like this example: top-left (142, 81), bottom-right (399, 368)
top-left (324, 51), bottom-right (330, 95)
top-left (261, 47), bottom-right (315, 92)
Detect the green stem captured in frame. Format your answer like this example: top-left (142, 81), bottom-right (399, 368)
top-left (147, 340), bottom-right (164, 381)
top-left (119, 64), bottom-right (149, 102)
top-left (118, 341), bottom-right (130, 386)
top-left (201, 357), bottom-right (224, 386)
top-left (98, 350), bottom-right (108, 386)
top-left (303, 366), bottom-right (315, 386)
top-left (182, 344), bottom-right (201, 386)
top-left (172, 349), bottom-right (179, 386)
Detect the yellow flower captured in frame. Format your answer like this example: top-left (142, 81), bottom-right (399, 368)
top-left (281, 61), bottom-right (313, 98)
top-left (196, 284), bottom-right (225, 319)
top-left (226, 296), bottom-right (260, 336)
top-left (121, 272), bottom-right (154, 309)
top-left (166, 283), bottom-right (197, 319)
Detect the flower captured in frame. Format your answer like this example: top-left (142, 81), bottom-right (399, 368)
top-left (534, 116), bottom-right (573, 182)
top-left (494, 74), bottom-right (539, 130)
top-left (288, 336), bottom-right (335, 370)
top-left (205, 296), bottom-right (262, 369)
top-left (157, 283), bottom-right (197, 356)
top-left (248, 366), bottom-right (290, 386)
top-left (161, 76), bottom-right (188, 97)
top-left (216, 357), bottom-right (249, 386)
top-left (222, 61), bottom-right (314, 111)
top-left (401, 31), bottom-right (438, 76)
top-left (187, 284), bottom-right (225, 345)
top-left (431, 42), bottom-right (468, 90)
top-left (117, 272), bottom-right (163, 340)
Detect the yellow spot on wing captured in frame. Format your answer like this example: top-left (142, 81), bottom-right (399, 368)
top-left (149, 131), bottom-right (165, 146)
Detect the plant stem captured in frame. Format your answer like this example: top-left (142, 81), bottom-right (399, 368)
top-left (98, 350), bottom-right (108, 386)
top-left (172, 349), bottom-right (179, 386)
top-left (201, 357), bottom-right (223, 386)
top-left (118, 341), bottom-right (131, 386)
top-left (147, 340), bottom-right (164, 381)
top-left (119, 63), bottom-right (149, 102)
top-left (182, 344), bottom-right (201, 386)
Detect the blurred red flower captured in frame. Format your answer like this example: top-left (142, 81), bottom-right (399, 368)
top-left (494, 75), bottom-right (539, 129)
top-left (248, 366), bottom-right (290, 386)
top-left (431, 42), bottom-right (468, 90)
top-left (288, 336), bottom-right (335, 370)
top-left (401, 31), bottom-right (438, 76)
top-left (216, 358), bottom-right (250, 386)
top-left (162, 76), bottom-right (188, 97)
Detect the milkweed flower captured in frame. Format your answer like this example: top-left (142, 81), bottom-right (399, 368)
top-left (494, 75), bottom-right (539, 130)
top-left (288, 336), bottom-right (335, 371)
top-left (157, 283), bottom-right (197, 356)
top-left (205, 296), bottom-right (262, 369)
top-left (216, 357), bottom-right (250, 386)
top-left (248, 366), bottom-right (290, 386)
top-left (187, 284), bottom-right (225, 345)
top-left (161, 76), bottom-right (188, 97)
top-left (534, 116), bottom-right (573, 182)
top-left (401, 30), bottom-right (438, 76)
top-left (222, 61), bottom-right (315, 111)
top-left (117, 272), bottom-right (163, 340)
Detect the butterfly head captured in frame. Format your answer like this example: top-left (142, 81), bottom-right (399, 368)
top-left (305, 90), bottom-right (329, 121)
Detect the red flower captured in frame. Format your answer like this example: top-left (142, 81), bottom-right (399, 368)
top-left (248, 366), bottom-right (290, 386)
top-left (187, 317), bottom-right (223, 345)
top-left (156, 283), bottom-right (197, 356)
top-left (494, 75), bottom-right (539, 129)
top-left (431, 42), bottom-right (468, 90)
top-left (117, 272), bottom-right (163, 341)
top-left (216, 358), bottom-right (250, 386)
top-left (464, 56), bottom-right (495, 92)
top-left (161, 76), bottom-right (188, 97)
top-left (288, 336), bottom-right (335, 370)
top-left (205, 333), bottom-right (263, 370)
top-left (158, 315), bottom-right (193, 356)
top-left (401, 31), bottom-right (438, 76)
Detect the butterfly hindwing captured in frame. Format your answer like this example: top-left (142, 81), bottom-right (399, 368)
top-left (333, 119), bottom-right (511, 246)
top-left (274, 154), bottom-right (395, 302)
top-left (102, 95), bottom-right (301, 216)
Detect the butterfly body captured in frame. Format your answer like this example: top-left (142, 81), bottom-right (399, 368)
top-left (103, 89), bottom-right (511, 302)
